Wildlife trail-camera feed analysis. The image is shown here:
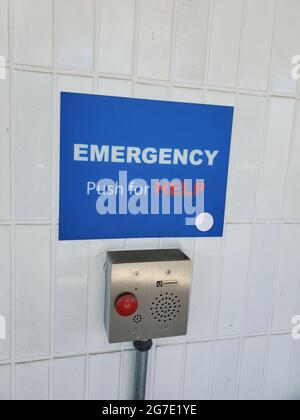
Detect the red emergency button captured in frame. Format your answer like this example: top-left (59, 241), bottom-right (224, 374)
top-left (115, 293), bottom-right (138, 317)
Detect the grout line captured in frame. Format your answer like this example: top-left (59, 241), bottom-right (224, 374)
top-left (94, 0), bottom-right (101, 84)
top-left (190, 5), bottom-right (216, 397)
top-left (285, 340), bottom-right (296, 401)
top-left (204, 0), bottom-right (219, 401)
top-left (92, 0), bottom-right (98, 74)
top-left (232, 0), bottom-right (252, 401)
top-left (84, 240), bottom-right (92, 402)
top-left (84, 238), bottom-right (91, 399)
top-left (117, 347), bottom-right (123, 400)
top-left (84, 236), bottom-right (92, 398)
top-left (180, 238), bottom-right (196, 399)
top-left (279, 103), bottom-right (298, 220)
top-left (131, 0), bottom-right (140, 98)
top-left (150, 345), bottom-right (158, 400)
top-left (223, 0), bottom-right (247, 226)
top-left (207, 226), bottom-right (228, 400)
top-left (20, 56), bottom-right (297, 94)
top-left (204, 0), bottom-right (228, 400)
top-left (4, 62), bottom-right (300, 99)
top-left (0, 329), bottom-right (294, 367)
top-left (257, 0), bottom-right (283, 401)
top-left (48, 0), bottom-right (58, 401)
top-left (2, 218), bottom-right (300, 226)
top-left (203, 0), bottom-right (214, 101)
top-left (84, 354), bottom-right (90, 401)
top-left (168, 0), bottom-right (178, 87)
top-left (84, 0), bottom-right (100, 402)
top-left (7, 0), bottom-right (15, 401)
top-left (167, 0), bottom-right (190, 400)
top-left (12, 220), bottom-right (297, 225)
top-left (262, 226), bottom-right (287, 400)
top-left (115, 0), bottom-right (138, 399)
top-left (132, 0), bottom-right (141, 98)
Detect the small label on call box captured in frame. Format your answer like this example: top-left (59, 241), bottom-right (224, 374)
top-left (156, 280), bottom-right (179, 288)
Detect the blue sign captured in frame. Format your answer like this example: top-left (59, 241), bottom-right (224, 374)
top-left (59, 93), bottom-right (233, 240)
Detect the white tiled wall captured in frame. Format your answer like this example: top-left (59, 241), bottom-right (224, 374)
top-left (0, 0), bottom-right (299, 400)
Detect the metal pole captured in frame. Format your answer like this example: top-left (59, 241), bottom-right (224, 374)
top-left (133, 340), bottom-right (153, 401)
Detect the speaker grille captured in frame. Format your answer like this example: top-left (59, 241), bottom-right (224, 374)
top-left (133, 314), bottom-right (143, 324)
top-left (150, 292), bottom-right (182, 323)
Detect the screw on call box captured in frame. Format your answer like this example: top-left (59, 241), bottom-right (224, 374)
top-left (59, 93), bottom-right (234, 240)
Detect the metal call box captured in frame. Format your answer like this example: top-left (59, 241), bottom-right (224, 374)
top-left (104, 249), bottom-right (192, 343)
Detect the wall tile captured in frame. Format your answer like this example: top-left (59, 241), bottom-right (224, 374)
top-left (287, 339), bottom-right (300, 400)
top-left (0, 0), bottom-right (9, 60)
top-left (284, 101), bottom-right (300, 219)
top-left (161, 238), bottom-right (194, 259)
top-left (58, 0), bottom-right (94, 70)
top-left (119, 350), bottom-right (135, 400)
top-left (208, 0), bottom-right (244, 88)
top-left (54, 239), bottom-right (88, 354)
top-left (206, 90), bottom-right (235, 107)
top-left (138, 0), bottom-right (173, 80)
top-left (229, 94), bottom-right (266, 222)
top-left (0, 365), bottom-right (11, 400)
top-left (217, 225), bottom-right (252, 337)
top-left (153, 344), bottom-right (185, 400)
top-left (183, 341), bottom-right (212, 400)
top-left (13, 0), bottom-right (53, 67)
top-left (88, 352), bottom-right (120, 400)
top-left (98, 78), bottom-right (133, 97)
top-left (134, 83), bottom-right (169, 100)
top-left (239, 0), bottom-right (275, 91)
top-left (238, 336), bottom-right (267, 400)
top-left (14, 71), bottom-right (53, 220)
top-left (211, 339), bottom-right (240, 400)
top-left (125, 238), bottom-right (159, 251)
top-left (15, 361), bottom-right (49, 400)
top-left (272, 224), bottom-right (300, 332)
top-left (245, 224), bottom-right (280, 335)
top-left (270, 0), bottom-right (300, 94)
top-left (98, 0), bottom-right (135, 75)
top-left (172, 87), bottom-right (204, 104)
top-left (15, 226), bottom-right (51, 359)
top-left (58, 75), bottom-right (94, 95)
top-left (263, 334), bottom-right (291, 400)
top-left (173, 0), bottom-right (210, 84)
top-left (257, 97), bottom-right (295, 220)
top-left (0, 226), bottom-right (11, 362)
top-left (0, 69), bottom-right (10, 220)
top-left (188, 238), bottom-right (222, 340)
top-left (52, 356), bottom-right (86, 400)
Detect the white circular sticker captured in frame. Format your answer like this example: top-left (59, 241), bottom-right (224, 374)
top-left (195, 213), bottom-right (214, 232)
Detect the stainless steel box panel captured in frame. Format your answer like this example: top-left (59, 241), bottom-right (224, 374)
top-left (104, 249), bottom-right (192, 343)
